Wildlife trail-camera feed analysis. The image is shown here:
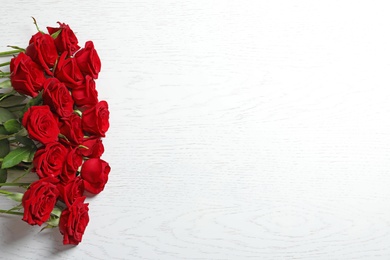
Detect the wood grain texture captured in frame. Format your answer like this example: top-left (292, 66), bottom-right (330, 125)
top-left (2, 0), bottom-right (390, 259)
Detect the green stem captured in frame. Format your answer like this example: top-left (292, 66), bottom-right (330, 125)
top-left (32, 17), bottom-right (44, 34)
top-left (0, 72), bottom-right (10, 79)
top-left (0, 49), bottom-right (22, 57)
top-left (11, 165), bottom-right (33, 183)
top-left (0, 61), bottom-right (10, 67)
top-left (0, 189), bottom-right (24, 202)
top-left (0, 133), bottom-right (15, 141)
top-left (0, 182), bottom-right (30, 186)
top-left (7, 45), bottom-right (25, 52)
top-left (0, 209), bottom-right (23, 216)
top-left (0, 90), bottom-right (16, 101)
top-left (0, 79), bottom-right (11, 89)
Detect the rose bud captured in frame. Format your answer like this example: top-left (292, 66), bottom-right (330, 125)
top-left (80, 158), bottom-right (110, 194)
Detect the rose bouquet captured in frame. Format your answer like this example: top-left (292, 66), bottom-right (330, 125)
top-left (0, 18), bottom-right (110, 245)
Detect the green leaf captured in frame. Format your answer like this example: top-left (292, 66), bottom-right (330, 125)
top-left (51, 207), bottom-right (62, 218)
top-left (47, 215), bottom-right (60, 227)
top-left (0, 135), bottom-right (9, 141)
top-left (0, 190), bottom-right (23, 202)
top-left (0, 169), bottom-right (7, 184)
top-left (0, 95), bottom-right (26, 108)
top-left (0, 126), bottom-right (7, 135)
top-left (22, 148), bottom-right (36, 163)
top-left (16, 128), bottom-right (27, 137)
top-left (1, 146), bottom-right (33, 169)
top-left (0, 139), bottom-right (10, 157)
top-left (0, 80), bottom-right (11, 89)
top-left (0, 107), bottom-right (15, 124)
top-left (0, 90), bottom-right (16, 102)
top-left (15, 135), bottom-right (35, 147)
top-left (51, 29), bottom-right (62, 39)
top-left (4, 119), bottom-right (21, 134)
top-left (24, 91), bottom-right (42, 112)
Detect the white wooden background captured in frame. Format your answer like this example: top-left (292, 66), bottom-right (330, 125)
top-left (1, 1), bottom-right (390, 259)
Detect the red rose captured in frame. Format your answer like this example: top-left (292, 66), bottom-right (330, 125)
top-left (43, 78), bottom-right (74, 118)
top-left (82, 101), bottom-right (109, 137)
top-left (22, 177), bottom-right (59, 226)
top-left (79, 137), bottom-right (104, 158)
top-left (10, 52), bottom-right (46, 97)
top-left (47, 22), bottom-right (80, 55)
top-left (60, 113), bottom-right (84, 145)
top-left (75, 41), bottom-right (101, 79)
top-left (71, 75), bottom-right (98, 107)
top-left (22, 105), bottom-right (60, 144)
top-left (61, 147), bottom-right (83, 183)
top-left (58, 177), bottom-right (84, 206)
top-left (59, 196), bottom-right (89, 245)
top-left (25, 32), bottom-right (58, 75)
top-left (80, 158), bottom-right (110, 194)
top-left (55, 52), bottom-right (84, 88)
top-left (33, 142), bottom-right (68, 178)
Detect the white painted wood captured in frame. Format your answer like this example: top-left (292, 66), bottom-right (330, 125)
top-left (1, 0), bottom-right (390, 259)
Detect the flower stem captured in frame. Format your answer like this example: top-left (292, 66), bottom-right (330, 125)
top-left (0, 183), bottom-right (30, 186)
top-left (32, 17), bottom-right (44, 34)
top-left (0, 49), bottom-right (22, 57)
top-left (0, 209), bottom-right (23, 216)
top-left (7, 45), bottom-right (25, 52)
top-left (0, 79), bottom-right (11, 89)
top-left (0, 61), bottom-right (10, 67)
top-left (0, 190), bottom-right (24, 202)
top-left (0, 72), bottom-right (11, 78)
top-left (11, 165), bottom-right (33, 183)
top-left (0, 133), bottom-right (15, 141)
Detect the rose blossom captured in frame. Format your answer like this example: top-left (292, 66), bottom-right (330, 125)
top-left (22, 105), bottom-right (60, 144)
top-left (60, 113), bottom-right (84, 145)
top-left (25, 32), bottom-right (58, 75)
top-left (47, 22), bottom-right (80, 55)
top-left (82, 101), bottom-right (109, 137)
top-left (75, 41), bottom-right (101, 79)
top-left (33, 142), bottom-right (68, 178)
top-left (80, 158), bottom-right (110, 194)
top-left (71, 75), bottom-right (98, 107)
top-left (58, 177), bottom-right (85, 205)
top-left (55, 51), bottom-right (84, 88)
top-left (10, 52), bottom-right (46, 97)
top-left (79, 137), bottom-right (104, 158)
top-left (22, 177), bottom-right (59, 226)
top-left (61, 147), bottom-right (83, 183)
top-left (59, 196), bottom-right (89, 245)
top-left (43, 78), bottom-right (74, 118)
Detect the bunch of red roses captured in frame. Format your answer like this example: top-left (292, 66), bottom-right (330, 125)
top-left (0, 19), bottom-right (110, 245)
